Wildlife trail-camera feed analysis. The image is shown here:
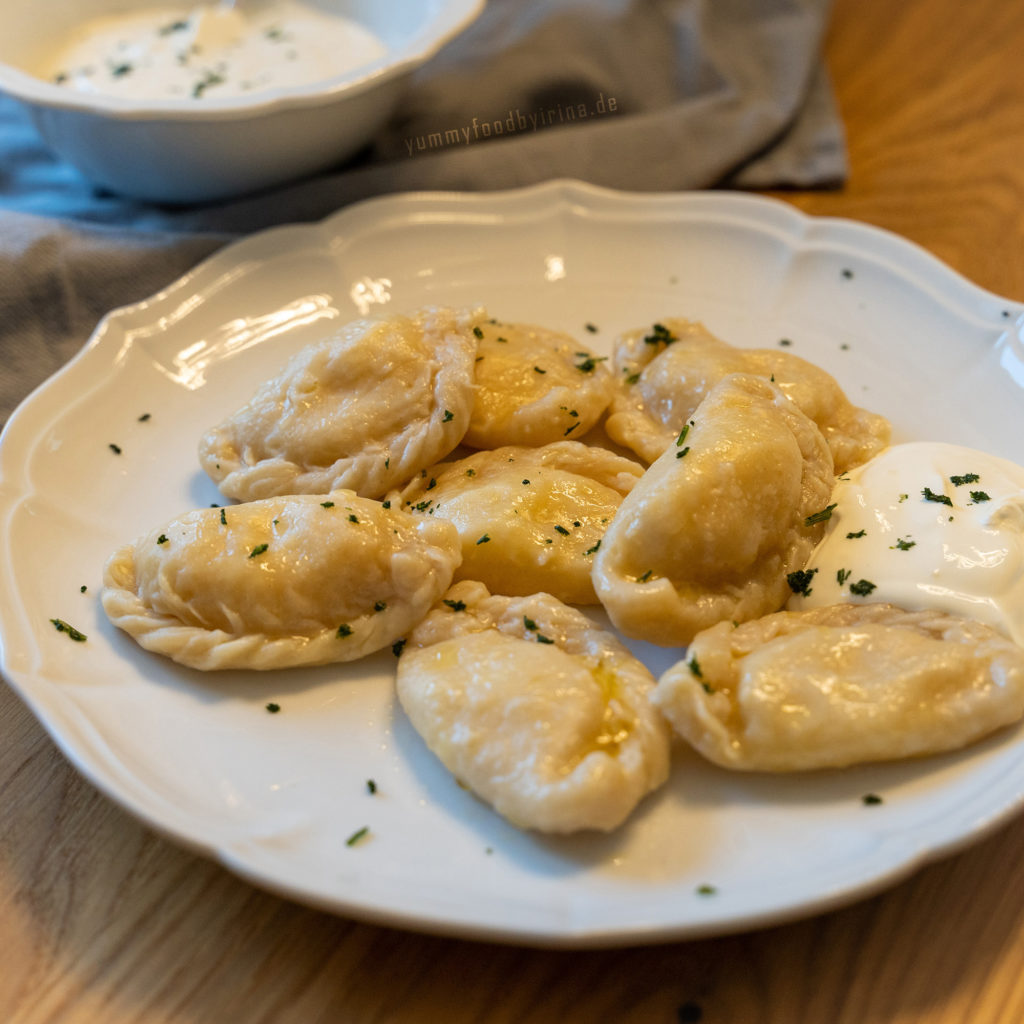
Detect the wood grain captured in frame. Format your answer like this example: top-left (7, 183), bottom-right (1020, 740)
top-left (4, 0), bottom-right (1024, 1021)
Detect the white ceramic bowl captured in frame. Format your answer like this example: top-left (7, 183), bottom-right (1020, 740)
top-left (0, 0), bottom-right (484, 204)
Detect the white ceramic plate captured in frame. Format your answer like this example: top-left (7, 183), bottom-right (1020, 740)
top-left (2, 181), bottom-right (1023, 948)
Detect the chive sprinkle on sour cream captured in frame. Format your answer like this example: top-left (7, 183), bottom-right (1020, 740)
top-left (39, 2), bottom-right (387, 101)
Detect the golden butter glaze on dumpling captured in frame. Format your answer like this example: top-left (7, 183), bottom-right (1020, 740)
top-left (605, 318), bottom-right (890, 475)
top-left (390, 441), bottom-right (644, 605)
top-left (463, 320), bottom-right (614, 449)
top-left (593, 373), bottom-right (835, 646)
top-left (653, 603), bottom-right (1024, 771)
top-left (101, 492), bottom-right (461, 671)
top-left (396, 581), bottom-right (671, 833)
top-left (198, 307), bottom-right (483, 501)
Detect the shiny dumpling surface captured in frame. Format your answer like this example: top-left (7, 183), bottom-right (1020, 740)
top-left (396, 581), bottom-right (671, 833)
top-left (101, 492), bottom-right (461, 670)
top-left (593, 373), bottom-right (835, 646)
top-left (653, 602), bottom-right (1024, 771)
top-left (463, 319), bottom-right (614, 448)
top-left (391, 441), bottom-right (643, 605)
top-left (198, 307), bottom-right (483, 501)
top-left (604, 318), bottom-right (890, 475)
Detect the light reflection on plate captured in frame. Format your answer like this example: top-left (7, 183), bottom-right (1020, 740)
top-left (1, 181), bottom-right (1023, 948)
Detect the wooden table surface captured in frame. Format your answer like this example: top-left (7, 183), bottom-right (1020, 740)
top-left (4, 1), bottom-right (1024, 1021)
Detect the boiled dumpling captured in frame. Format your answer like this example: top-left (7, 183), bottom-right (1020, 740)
top-left (653, 602), bottom-right (1024, 771)
top-left (604, 318), bottom-right (890, 475)
top-left (390, 441), bottom-right (643, 605)
top-left (396, 581), bottom-right (671, 833)
top-left (101, 492), bottom-right (461, 670)
top-left (593, 373), bottom-right (835, 645)
top-left (463, 319), bottom-right (614, 448)
top-left (198, 307), bottom-right (483, 501)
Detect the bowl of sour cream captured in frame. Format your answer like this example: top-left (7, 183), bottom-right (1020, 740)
top-left (0, 0), bottom-right (484, 203)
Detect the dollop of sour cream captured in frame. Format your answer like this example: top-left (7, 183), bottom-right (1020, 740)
top-left (788, 441), bottom-right (1024, 645)
top-left (38, 2), bottom-right (387, 100)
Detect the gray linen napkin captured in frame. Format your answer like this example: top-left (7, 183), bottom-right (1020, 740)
top-left (0, 0), bottom-right (845, 427)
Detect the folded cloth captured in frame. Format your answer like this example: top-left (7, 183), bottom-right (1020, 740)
top-left (0, 0), bottom-right (845, 425)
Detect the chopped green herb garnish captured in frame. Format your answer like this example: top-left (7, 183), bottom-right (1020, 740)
top-left (249, 543), bottom-right (268, 558)
top-left (109, 443), bottom-right (122, 455)
top-left (638, 569), bottom-right (654, 582)
top-left (192, 71), bottom-right (225, 98)
top-left (80, 585), bottom-right (87, 593)
top-left (778, 338), bottom-right (792, 347)
top-left (50, 618), bottom-right (87, 642)
top-left (535, 634), bottom-right (555, 644)
top-left (157, 534), bottom-right (168, 545)
top-left (970, 490), bottom-right (991, 503)
top-left (688, 655), bottom-right (702, 678)
top-left (837, 568), bottom-right (852, 585)
top-left (583, 540), bottom-right (601, 556)
top-left (696, 884), bottom-right (717, 896)
top-left (950, 473), bottom-right (979, 486)
top-left (348, 513), bottom-right (359, 523)
top-left (476, 533), bottom-right (491, 545)
top-left (625, 372), bottom-right (641, 385)
top-left (320, 500), bottom-right (335, 508)
top-left (804, 503), bottom-right (837, 526)
top-left (533, 365), bottom-right (547, 374)
top-left (676, 423), bottom-right (690, 447)
top-left (346, 826), bottom-right (370, 847)
top-left (891, 536), bottom-right (916, 551)
top-left (337, 623), bottom-right (353, 638)
top-left (922, 486), bottom-right (952, 507)
top-left (443, 599), bottom-right (467, 612)
top-left (554, 525), bottom-right (571, 536)
top-left (849, 579), bottom-right (877, 596)
top-left (584, 322), bottom-right (598, 333)
top-left (392, 638), bottom-right (406, 657)
top-left (373, 600), bottom-right (387, 612)
top-left (575, 355), bottom-right (607, 373)
top-left (846, 529), bottom-right (866, 539)
top-left (138, 412), bottom-right (151, 422)
top-left (643, 322), bottom-right (677, 346)
top-left (523, 616), bottom-right (538, 632)
top-left (862, 793), bottom-right (883, 805)
top-left (366, 779), bottom-right (377, 795)
top-left (265, 702), bottom-right (281, 714)
top-left (564, 422), bottom-right (580, 436)
top-left (472, 325), bottom-right (484, 339)
top-left (786, 568), bottom-right (817, 596)
top-left (382, 499), bottom-right (391, 509)
top-left (675, 447), bottom-right (690, 459)
top-left (442, 409), bottom-right (454, 422)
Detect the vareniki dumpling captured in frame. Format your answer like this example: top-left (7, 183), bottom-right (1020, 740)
top-left (396, 581), bottom-right (671, 833)
top-left (101, 492), bottom-right (461, 671)
top-left (463, 319), bottom-right (614, 449)
top-left (198, 307), bottom-right (483, 501)
top-left (653, 602), bottom-right (1024, 771)
top-left (605, 318), bottom-right (890, 475)
top-left (593, 373), bottom-right (835, 646)
top-left (391, 441), bottom-right (643, 605)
